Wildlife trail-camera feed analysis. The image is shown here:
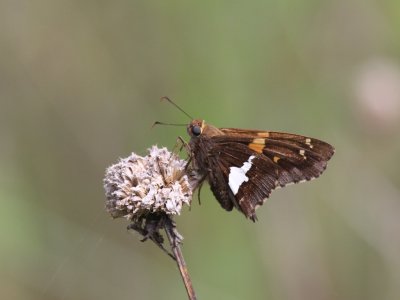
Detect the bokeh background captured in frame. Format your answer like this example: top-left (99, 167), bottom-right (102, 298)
top-left (1, 1), bottom-right (400, 300)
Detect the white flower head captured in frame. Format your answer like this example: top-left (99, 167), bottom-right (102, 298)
top-left (104, 146), bottom-right (192, 220)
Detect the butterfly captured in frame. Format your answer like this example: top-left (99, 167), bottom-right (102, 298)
top-left (186, 119), bottom-right (335, 221)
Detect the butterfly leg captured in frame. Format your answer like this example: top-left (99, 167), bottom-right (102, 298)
top-left (169, 136), bottom-right (191, 168)
top-left (172, 136), bottom-right (190, 154)
top-left (167, 136), bottom-right (191, 170)
top-left (195, 173), bottom-right (208, 205)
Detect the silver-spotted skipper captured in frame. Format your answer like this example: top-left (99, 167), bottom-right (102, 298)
top-left (160, 97), bottom-right (335, 221)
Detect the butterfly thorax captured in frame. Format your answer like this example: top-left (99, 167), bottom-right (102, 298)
top-left (187, 119), bottom-right (225, 173)
top-left (187, 119), bottom-right (222, 173)
top-left (186, 119), bottom-right (236, 213)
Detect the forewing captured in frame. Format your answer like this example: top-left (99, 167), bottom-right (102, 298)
top-left (219, 128), bottom-right (334, 181)
top-left (220, 128), bottom-right (334, 159)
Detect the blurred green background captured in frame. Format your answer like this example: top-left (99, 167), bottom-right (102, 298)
top-left (1, 1), bottom-right (400, 299)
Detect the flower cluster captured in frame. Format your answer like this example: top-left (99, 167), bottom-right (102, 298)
top-left (104, 146), bottom-right (192, 220)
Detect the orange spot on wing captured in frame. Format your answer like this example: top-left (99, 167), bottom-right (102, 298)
top-left (257, 132), bottom-right (270, 138)
top-left (248, 138), bottom-right (265, 153)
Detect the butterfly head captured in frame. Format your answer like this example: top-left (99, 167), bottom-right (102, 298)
top-left (187, 119), bottom-right (205, 138)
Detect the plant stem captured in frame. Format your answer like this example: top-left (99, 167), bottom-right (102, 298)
top-left (164, 217), bottom-right (197, 300)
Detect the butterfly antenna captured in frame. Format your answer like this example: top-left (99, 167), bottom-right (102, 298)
top-left (160, 96), bottom-right (193, 120)
top-left (152, 121), bottom-right (187, 128)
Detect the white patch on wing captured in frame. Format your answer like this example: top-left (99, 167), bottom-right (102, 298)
top-left (228, 155), bottom-right (255, 195)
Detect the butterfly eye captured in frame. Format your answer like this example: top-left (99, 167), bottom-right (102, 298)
top-left (192, 125), bottom-right (202, 136)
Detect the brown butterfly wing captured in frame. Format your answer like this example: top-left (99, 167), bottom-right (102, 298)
top-left (207, 130), bottom-right (334, 220)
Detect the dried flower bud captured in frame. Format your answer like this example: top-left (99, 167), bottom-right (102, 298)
top-left (104, 146), bottom-right (192, 220)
